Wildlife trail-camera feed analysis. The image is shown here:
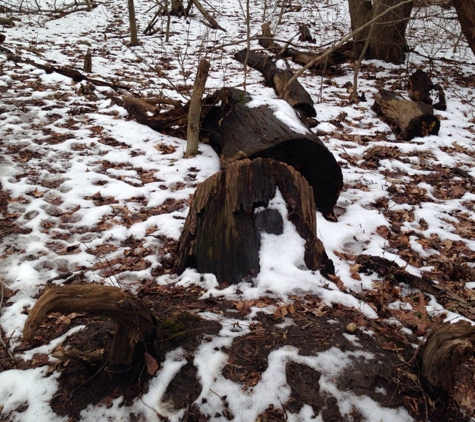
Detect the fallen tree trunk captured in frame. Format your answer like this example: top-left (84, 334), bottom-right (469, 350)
top-left (23, 284), bottom-right (157, 367)
top-left (201, 87), bottom-right (343, 219)
top-left (372, 89), bottom-right (440, 140)
top-left (234, 49), bottom-right (316, 118)
top-left (177, 158), bottom-right (333, 285)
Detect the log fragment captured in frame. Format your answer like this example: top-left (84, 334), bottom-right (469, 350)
top-left (234, 49), bottom-right (315, 118)
top-left (408, 69), bottom-right (446, 111)
top-left (201, 88), bottom-right (343, 219)
top-left (177, 158), bottom-right (333, 285)
top-left (23, 284), bottom-right (157, 367)
top-left (420, 321), bottom-right (475, 395)
top-left (372, 89), bottom-right (440, 140)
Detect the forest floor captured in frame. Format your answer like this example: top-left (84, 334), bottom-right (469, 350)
top-left (1, 0), bottom-right (475, 421)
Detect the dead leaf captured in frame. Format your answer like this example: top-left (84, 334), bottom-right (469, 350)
top-left (376, 225), bottom-right (390, 239)
top-left (144, 352), bottom-right (159, 375)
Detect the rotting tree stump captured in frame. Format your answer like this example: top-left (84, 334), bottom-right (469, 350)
top-left (372, 89), bottom-right (440, 140)
top-left (177, 158), bottom-right (333, 285)
top-left (23, 284), bottom-right (157, 367)
top-left (201, 88), bottom-right (343, 219)
top-left (420, 321), bottom-right (475, 394)
top-left (407, 69), bottom-right (446, 111)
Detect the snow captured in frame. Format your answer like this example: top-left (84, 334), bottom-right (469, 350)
top-left (0, 0), bottom-right (474, 420)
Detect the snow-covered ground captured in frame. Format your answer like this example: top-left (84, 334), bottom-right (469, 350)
top-left (0, 0), bottom-right (474, 420)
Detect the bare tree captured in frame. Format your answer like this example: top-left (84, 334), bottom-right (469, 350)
top-left (348, 0), bottom-right (414, 64)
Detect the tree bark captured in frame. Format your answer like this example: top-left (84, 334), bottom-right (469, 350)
top-left (372, 89), bottom-right (440, 140)
top-left (177, 158), bottom-right (333, 285)
top-left (171, 0), bottom-right (185, 15)
top-left (186, 59), bottom-right (210, 157)
top-left (23, 285), bottom-right (157, 367)
top-left (453, 0), bottom-right (475, 57)
top-left (348, 0), bottom-right (413, 64)
top-left (420, 321), bottom-right (475, 393)
top-left (128, 0), bottom-right (139, 46)
top-left (201, 88), bottom-right (343, 219)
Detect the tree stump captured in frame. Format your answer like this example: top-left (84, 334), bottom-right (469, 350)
top-left (420, 321), bottom-right (475, 392)
top-left (372, 89), bottom-right (440, 140)
top-left (23, 285), bottom-right (157, 367)
top-left (177, 158), bottom-right (333, 285)
top-left (408, 69), bottom-right (446, 111)
top-left (201, 88), bottom-right (343, 219)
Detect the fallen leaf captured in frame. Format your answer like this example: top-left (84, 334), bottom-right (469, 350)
top-left (144, 352), bottom-right (159, 375)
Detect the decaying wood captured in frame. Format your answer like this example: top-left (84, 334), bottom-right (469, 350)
top-left (298, 24), bottom-right (315, 43)
top-left (177, 158), bottom-right (333, 285)
top-left (259, 23), bottom-right (351, 71)
top-left (356, 255), bottom-right (475, 321)
top-left (83, 49), bottom-right (92, 73)
top-left (407, 69), bottom-right (446, 111)
top-left (117, 95), bottom-right (189, 131)
top-left (372, 89), bottom-right (440, 140)
top-left (24, 285), bottom-right (157, 367)
top-left (186, 58), bottom-right (210, 157)
top-left (420, 321), bottom-right (475, 393)
top-left (234, 49), bottom-right (316, 118)
top-left (201, 88), bottom-right (343, 219)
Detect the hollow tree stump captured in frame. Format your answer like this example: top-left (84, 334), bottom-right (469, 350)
top-left (177, 158), bottom-right (333, 285)
top-left (201, 87), bottom-right (343, 219)
top-left (372, 89), bottom-right (440, 140)
top-left (23, 284), bottom-right (157, 367)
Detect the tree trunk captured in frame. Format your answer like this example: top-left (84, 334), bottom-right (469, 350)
top-left (453, 0), bottom-right (475, 57)
top-left (128, 0), bottom-right (139, 46)
top-left (348, 0), bottom-right (414, 64)
top-left (201, 88), bottom-right (343, 219)
top-left (177, 158), bottom-right (333, 285)
top-left (171, 0), bottom-right (185, 15)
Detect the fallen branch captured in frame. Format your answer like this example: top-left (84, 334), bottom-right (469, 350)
top-left (191, 0), bottom-right (226, 31)
top-left (356, 255), bottom-right (475, 321)
top-left (1, 50), bottom-right (130, 91)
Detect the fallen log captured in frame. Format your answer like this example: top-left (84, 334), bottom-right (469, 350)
top-left (234, 49), bottom-right (316, 118)
top-left (177, 158), bottom-right (333, 285)
top-left (372, 89), bottom-right (440, 140)
top-left (201, 87), bottom-right (343, 219)
top-left (23, 284), bottom-right (157, 367)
